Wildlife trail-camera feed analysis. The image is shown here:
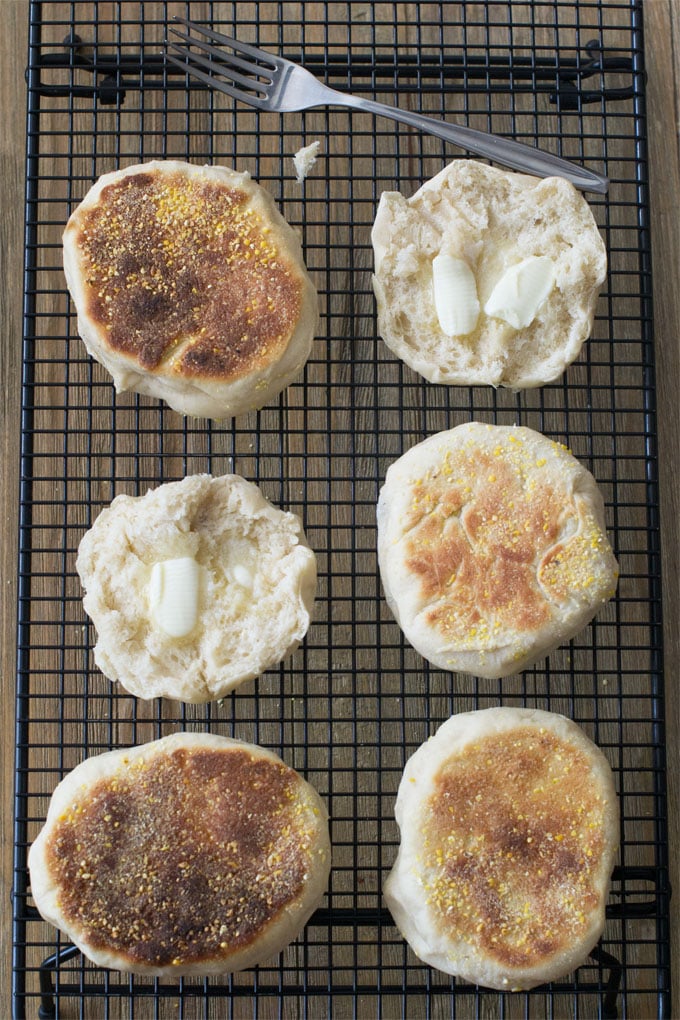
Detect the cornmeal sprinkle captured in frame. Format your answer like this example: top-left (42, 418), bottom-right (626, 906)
top-left (417, 729), bottom-right (609, 968)
top-left (396, 428), bottom-right (617, 650)
top-left (75, 169), bottom-right (302, 380)
top-left (46, 748), bottom-right (324, 968)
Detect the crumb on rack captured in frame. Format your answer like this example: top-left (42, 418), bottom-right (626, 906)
top-left (293, 141), bottom-right (322, 183)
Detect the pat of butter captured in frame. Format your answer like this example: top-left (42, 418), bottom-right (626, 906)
top-left (149, 557), bottom-right (200, 638)
top-left (432, 253), bottom-right (480, 336)
top-left (484, 256), bottom-right (556, 329)
top-left (231, 563), bottom-right (254, 589)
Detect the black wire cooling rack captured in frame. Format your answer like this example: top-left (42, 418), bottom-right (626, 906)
top-left (13, 2), bottom-right (670, 1017)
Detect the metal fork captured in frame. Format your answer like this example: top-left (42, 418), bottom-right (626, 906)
top-left (166, 18), bottom-right (608, 195)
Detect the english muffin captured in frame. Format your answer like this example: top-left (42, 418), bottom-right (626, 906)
top-left (377, 422), bottom-right (618, 678)
top-left (63, 160), bottom-right (318, 419)
top-left (371, 159), bottom-right (607, 388)
top-left (29, 732), bottom-right (331, 976)
top-left (76, 473), bottom-right (317, 702)
top-left (384, 707), bottom-right (618, 990)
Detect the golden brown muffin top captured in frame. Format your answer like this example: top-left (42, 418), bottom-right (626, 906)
top-left (400, 438), bottom-right (615, 649)
top-left (45, 746), bottom-right (321, 968)
top-left (420, 726), bottom-right (610, 969)
top-left (70, 168), bottom-right (303, 382)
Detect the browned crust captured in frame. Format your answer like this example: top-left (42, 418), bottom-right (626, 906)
top-left (421, 727), bottom-right (609, 969)
top-left (401, 444), bottom-right (613, 646)
top-left (44, 747), bottom-right (318, 968)
top-left (71, 169), bottom-right (303, 382)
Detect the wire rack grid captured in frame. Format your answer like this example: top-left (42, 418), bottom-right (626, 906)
top-left (13, 1), bottom-right (669, 1018)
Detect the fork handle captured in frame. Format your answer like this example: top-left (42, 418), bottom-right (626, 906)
top-left (326, 90), bottom-right (608, 194)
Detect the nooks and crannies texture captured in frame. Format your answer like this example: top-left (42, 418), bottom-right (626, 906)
top-left (371, 160), bottom-right (607, 389)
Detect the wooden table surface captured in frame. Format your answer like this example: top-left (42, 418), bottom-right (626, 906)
top-left (1, 1), bottom-right (678, 1016)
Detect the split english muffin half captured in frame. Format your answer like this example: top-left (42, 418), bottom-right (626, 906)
top-left (76, 473), bottom-right (317, 703)
top-left (372, 159), bottom-right (607, 389)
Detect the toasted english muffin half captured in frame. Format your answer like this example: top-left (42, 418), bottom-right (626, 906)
top-left (371, 159), bottom-right (606, 388)
top-left (29, 732), bottom-right (331, 976)
top-left (377, 422), bottom-right (618, 678)
top-left (63, 160), bottom-right (318, 419)
top-left (76, 474), bottom-right (317, 703)
top-left (384, 707), bottom-right (618, 990)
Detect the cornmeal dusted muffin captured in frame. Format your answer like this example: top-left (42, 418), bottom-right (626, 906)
top-left (384, 708), bottom-right (618, 990)
top-left (29, 733), bottom-right (331, 976)
top-left (377, 422), bottom-right (618, 678)
top-left (63, 160), bottom-right (318, 419)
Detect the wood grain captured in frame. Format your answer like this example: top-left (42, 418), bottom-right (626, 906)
top-left (645, 1), bottom-right (680, 1011)
top-left (1, 1), bottom-right (30, 1013)
top-left (1, 1), bottom-right (678, 1015)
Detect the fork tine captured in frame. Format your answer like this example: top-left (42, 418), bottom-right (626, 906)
top-left (168, 24), bottom-right (275, 85)
top-left (165, 50), bottom-right (270, 110)
top-left (171, 17), bottom-right (280, 71)
top-left (167, 39), bottom-right (271, 98)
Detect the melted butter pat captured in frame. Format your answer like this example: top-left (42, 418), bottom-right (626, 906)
top-left (432, 253), bottom-right (480, 336)
top-left (149, 557), bottom-right (201, 638)
top-left (484, 256), bottom-right (556, 329)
